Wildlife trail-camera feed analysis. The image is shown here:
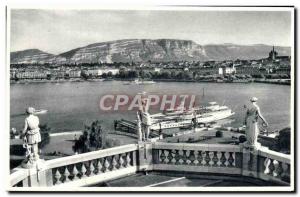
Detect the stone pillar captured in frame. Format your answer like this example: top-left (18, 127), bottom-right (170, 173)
top-left (14, 162), bottom-right (53, 187)
top-left (241, 144), bottom-right (259, 178)
top-left (137, 141), bottom-right (153, 173)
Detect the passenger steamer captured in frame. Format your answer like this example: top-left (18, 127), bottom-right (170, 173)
top-left (142, 101), bottom-right (235, 131)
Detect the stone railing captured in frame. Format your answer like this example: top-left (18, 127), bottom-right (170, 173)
top-left (256, 147), bottom-right (291, 185)
top-left (151, 143), bottom-right (243, 175)
top-left (150, 142), bottom-right (291, 186)
top-left (10, 144), bottom-right (138, 187)
top-left (10, 142), bottom-right (291, 188)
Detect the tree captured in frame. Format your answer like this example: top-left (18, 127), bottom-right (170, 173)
top-left (160, 71), bottom-right (171, 79)
top-left (38, 124), bottom-right (51, 148)
top-left (107, 71), bottom-right (113, 78)
top-left (72, 120), bottom-right (103, 153)
top-left (176, 71), bottom-right (184, 79)
top-left (171, 71), bottom-right (176, 79)
top-left (102, 73), bottom-right (108, 78)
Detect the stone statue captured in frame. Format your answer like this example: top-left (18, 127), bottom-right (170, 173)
top-left (136, 111), bottom-right (143, 141)
top-left (244, 97), bottom-right (268, 148)
top-left (21, 107), bottom-right (42, 168)
top-left (143, 112), bottom-right (152, 141)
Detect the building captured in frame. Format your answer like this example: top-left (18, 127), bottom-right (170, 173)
top-left (218, 65), bottom-right (236, 75)
top-left (236, 66), bottom-right (268, 75)
top-left (275, 67), bottom-right (291, 75)
top-left (68, 70), bottom-right (82, 78)
top-left (268, 46), bottom-right (278, 61)
top-left (98, 68), bottom-right (119, 76)
top-left (15, 71), bottom-right (48, 79)
top-left (197, 67), bottom-right (219, 75)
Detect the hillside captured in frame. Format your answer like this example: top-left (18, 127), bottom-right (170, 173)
top-left (10, 49), bottom-right (54, 64)
top-left (10, 39), bottom-right (291, 64)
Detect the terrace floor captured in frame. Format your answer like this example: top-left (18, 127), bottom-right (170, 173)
top-left (92, 172), bottom-right (284, 187)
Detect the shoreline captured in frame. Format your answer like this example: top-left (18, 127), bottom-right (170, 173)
top-left (10, 78), bottom-right (291, 85)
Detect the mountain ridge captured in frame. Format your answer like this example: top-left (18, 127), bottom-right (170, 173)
top-left (10, 39), bottom-right (291, 64)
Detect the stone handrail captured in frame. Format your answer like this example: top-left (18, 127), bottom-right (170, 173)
top-left (10, 142), bottom-right (291, 188)
top-left (256, 147), bottom-right (291, 185)
top-left (10, 144), bottom-right (139, 187)
top-left (151, 142), bottom-right (243, 175)
top-left (10, 168), bottom-right (30, 187)
top-left (151, 142), bottom-right (290, 186)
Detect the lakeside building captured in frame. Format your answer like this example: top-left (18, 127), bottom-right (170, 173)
top-left (218, 65), bottom-right (236, 75)
top-left (275, 67), bottom-right (291, 75)
top-left (83, 68), bottom-right (120, 77)
top-left (67, 70), bottom-right (82, 78)
top-left (15, 71), bottom-right (48, 79)
top-left (235, 66), bottom-right (268, 75)
top-left (197, 67), bottom-right (219, 75)
top-left (268, 46), bottom-right (291, 62)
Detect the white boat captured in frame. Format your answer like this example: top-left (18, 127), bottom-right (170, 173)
top-left (124, 79), bottom-right (156, 85)
top-left (34, 109), bottom-right (48, 115)
top-left (148, 101), bottom-right (234, 130)
top-left (139, 80), bottom-right (156, 84)
top-left (195, 102), bottom-right (235, 123)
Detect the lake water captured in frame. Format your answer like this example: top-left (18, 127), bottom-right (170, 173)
top-left (10, 81), bottom-right (291, 133)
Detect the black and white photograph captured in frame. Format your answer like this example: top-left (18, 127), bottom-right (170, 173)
top-left (7, 6), bottom-right (294, 192)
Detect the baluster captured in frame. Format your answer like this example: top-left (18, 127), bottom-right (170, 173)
top-left (197, 151), bottom-right (203, 166)
top-left (228, 152), bottom-right (235, 167)
top-left (159, 150), bottom-right (166, 164)
top-left (178, 150), bottom-right (184, 165)
top-left (201, 151), bottom-right (207, 165)
top-left (216, 151), bottom-right (222, 166)
top-left (212, 151), bottom-right (218, 167)
top-left (97, 159), bottom-right (103, 174)
top-left (208, 151), bottom-right (214, 166)
top-left (165, 150), bottom-right (170, 163)
top-left (90, 161), bottom-right (96, 176)
top-left (185, 150), bottom-right (191, 165)
top-left (104, 158), bottom-right (110, 172)
top-left (72, 165), bottom-right (79, 180)
top-left (281, 163), bottom-right (290, 182)
top-left (174, 150), bottom-right (180, 165)
top-left (167, 150), bottom-right (174, 164)
top-left (54, 169), bottom-right (62, 185)
top-left (265, 158), bottom-right (275, 176)
top-left (205, 151), bottom-right (211, 166)
top-left (119, 154), bottom-right (125, 168)
top-left (189, 150), bottom-right (196, 165)
top-left (193, 151), bottom-right (199, 165)
top-left (224, 152), bottom-right (230, 167)
top-left (63, 167), bottom-right (71, 182)
top-left (126, 152), bottom-right (132, 166)
top-left (171, 150), bottom-right (177, 164)
top-left (219, 152), bottom-right (226, 167)
top-left (274, 161), bottom-right (283, 178)
top-left (81, 163), bottom-right (87, 178)
top-left (111, 156), bottom-right (118, 170)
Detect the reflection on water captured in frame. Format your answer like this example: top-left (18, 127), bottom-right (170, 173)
top-left (10, 81), bottom-right (291, 133)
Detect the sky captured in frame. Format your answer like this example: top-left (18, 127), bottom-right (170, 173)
top-left (10, 9), bottom-right (292, 54)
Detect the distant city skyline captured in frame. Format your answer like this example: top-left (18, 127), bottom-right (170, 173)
top-left (10, 9), bottom-right (292, 54)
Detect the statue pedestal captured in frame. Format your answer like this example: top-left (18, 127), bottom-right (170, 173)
top-left (21, 158), bottom-right (46, 170)
top-left (19, 159), bottom-right (53, 187)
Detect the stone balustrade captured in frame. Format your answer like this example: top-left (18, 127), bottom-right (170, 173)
top-left (10, 144), bottom-right (139, 187)
top-left (257, 147), bottom-right (291, 185)
top-left (10, 142), bottom-right (291, 188)
top-left (151, 142), bottom-right (291, 186)
top-left (152, 143), bottom-right (243, 175)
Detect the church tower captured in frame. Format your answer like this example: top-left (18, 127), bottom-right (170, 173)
top-left (269, 46), bottom-right (278, 61)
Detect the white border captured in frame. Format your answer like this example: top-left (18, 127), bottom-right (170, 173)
top-left (4, 5), bottom-right (295, 192)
